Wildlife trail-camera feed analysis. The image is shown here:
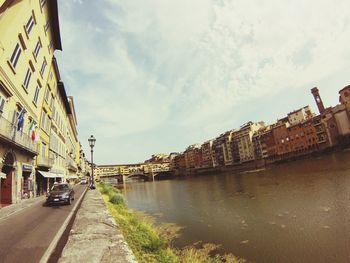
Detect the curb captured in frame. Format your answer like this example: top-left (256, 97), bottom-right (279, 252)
top-left (39, 186), bottom-right (88, 263)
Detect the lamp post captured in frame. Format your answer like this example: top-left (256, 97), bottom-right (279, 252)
top-left (88, 135), bottom-right (96, 189)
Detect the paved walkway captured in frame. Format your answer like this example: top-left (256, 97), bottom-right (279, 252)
top-left (58, 188), bottom-right (137, 263)
top-left (0, 195), bottom-right (46, 221)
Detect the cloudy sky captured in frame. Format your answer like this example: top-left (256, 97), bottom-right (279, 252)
top-left (56, 0), bottom-right (350, 164)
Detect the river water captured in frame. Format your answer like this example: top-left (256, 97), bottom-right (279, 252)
top-left (124, 151), bottom-right (350, 262)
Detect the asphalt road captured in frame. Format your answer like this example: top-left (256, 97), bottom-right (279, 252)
top-left (0, 184), bottom-right (86, 263)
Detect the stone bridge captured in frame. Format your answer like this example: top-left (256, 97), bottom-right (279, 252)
top-left (99, 168), bottom-right (173, 184)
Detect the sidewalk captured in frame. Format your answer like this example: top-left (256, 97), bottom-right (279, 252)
top-left (0, 195), bottom-right (46, 220)
top-left (58, 188), bottom-right (137, 263)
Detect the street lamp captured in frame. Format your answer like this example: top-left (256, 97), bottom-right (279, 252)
top-left (88, 135), bottom-right (96, 189)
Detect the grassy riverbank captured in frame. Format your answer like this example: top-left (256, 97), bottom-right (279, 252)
top-left (98, 182), bottom-right (246, 263)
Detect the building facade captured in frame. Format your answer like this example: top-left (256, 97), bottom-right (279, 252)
top-left (339, 85), bottom-right (350, 112)
top-left (0, 0), bottom-right (62, 205)
top-left (212, 133), bottom-right (226, 167)
top-left (66, 96), bottom-right (79, 181)
top-left (234, 122), bottom-right (265, 163)
top-left (0, 1), bottom-right (82, 205)
top-left (201, 140), bottom-right (214, 168)
top-left (184, 144), bottom-right (202, 169)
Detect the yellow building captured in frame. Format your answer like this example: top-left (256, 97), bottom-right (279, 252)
top-left (36, 58), bottom-right (72, 194)
top-left (0, 0), bottom-right (62, 205)
top-left (66, 96), bottom-right (79, 181)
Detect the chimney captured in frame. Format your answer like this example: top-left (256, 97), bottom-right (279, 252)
top-left (311, 87), bottom-right (325, 114)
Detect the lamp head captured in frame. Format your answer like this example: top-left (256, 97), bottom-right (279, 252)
top-left (88, 135), bottom-right (96, 148)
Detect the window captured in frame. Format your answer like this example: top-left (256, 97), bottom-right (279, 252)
top-left (25, 14), bottom-right (35, 35)
top-left (40, 57), bottom-right (47, 76)
top-left (40, 0), bottom-right (47, 8)
top-left (40, 110), bottom-right (46, 130)
top-left (44, 86), bottom-right (50, 102)
top-left (52, 105), bottom-right (56, 121)
top-left (18, 33), bottom-right (27, 50)
top-left (0, 93), bottom-right (6, 114)
top-left (9, 43), bottom-right (22, 69)
top-left (44, 20), bottom-right (49, 33)
top-left (33, 39), bottom-right (42, 58)
top-left (42, 142), bottom-right (46, 157)
top-left (48, 41), bottom-right (53, 52)
top-left (33, 84), bottom-right (40, 105)
top-left (49, 95), bottom-right (54, 110)
top-left (45, 116), bottom-right (51, 132)
top-left (23, 67), bottom-right (32, 90)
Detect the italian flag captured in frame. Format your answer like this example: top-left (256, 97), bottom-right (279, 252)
top-left (28, 120), bottom-right (38, 141)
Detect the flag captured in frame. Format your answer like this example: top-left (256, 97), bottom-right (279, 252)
top-left (17, 108), bottom-right (25, 131)
top-left (28, 119), bottom-right (37, 141)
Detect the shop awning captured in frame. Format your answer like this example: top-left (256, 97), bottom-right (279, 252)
top-left (0, 172), bottom-right (6, 179)
top-left (38, 171), bottom-right (64, 178)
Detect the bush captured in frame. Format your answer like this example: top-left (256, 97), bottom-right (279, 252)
top-left (156, 248), bottom-right (177, 263)
top-left (109, 193), bottom-right (126, 206)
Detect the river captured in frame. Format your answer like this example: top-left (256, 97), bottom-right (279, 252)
top-left (123, 151), bottom-right (350, 262)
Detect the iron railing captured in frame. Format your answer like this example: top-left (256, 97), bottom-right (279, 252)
top-left (0, 114), bottom-right (37, 153)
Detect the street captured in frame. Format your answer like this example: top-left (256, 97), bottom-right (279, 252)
top-left (0, 184), bottom-right (86, 263)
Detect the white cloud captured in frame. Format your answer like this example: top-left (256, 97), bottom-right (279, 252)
top-left (57, 0), bottom-right (350, 163)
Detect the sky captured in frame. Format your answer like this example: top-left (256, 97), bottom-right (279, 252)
top-left (56, 0), bottom-right (350, 165)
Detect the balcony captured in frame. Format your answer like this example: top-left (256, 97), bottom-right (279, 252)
top-left (0, 114), bottom-right (38, 155)
top-left (37, 155), bottom-right (54, 168)
top-left (66, 155), bottom-right (78, 172)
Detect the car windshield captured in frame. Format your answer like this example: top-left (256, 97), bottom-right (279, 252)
top-left (51, 184), bottom-right (69, 191)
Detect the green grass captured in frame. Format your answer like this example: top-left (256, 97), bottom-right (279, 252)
top-left (109, 193), bottom-right (126, 205)
top-left (98, 182), bottom-right (246, 263)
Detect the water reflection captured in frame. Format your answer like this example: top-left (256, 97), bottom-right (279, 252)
top-left (124, 151), bottom-right (350, 262)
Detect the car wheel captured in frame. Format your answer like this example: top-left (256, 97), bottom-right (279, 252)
top-left (68, 197), bottom-right (72, 205)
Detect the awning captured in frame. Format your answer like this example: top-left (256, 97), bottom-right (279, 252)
top-left (0, 172), bottom-right (6, 179)
top-left (38, 171), bottom-right (64, 178)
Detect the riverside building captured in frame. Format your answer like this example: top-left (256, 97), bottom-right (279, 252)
top-left (184, 144), bottom-right (202, 169)
top-left (201, 140), bottom-right (214, 168)
top-left (234, 121), bottom-right (265, 163)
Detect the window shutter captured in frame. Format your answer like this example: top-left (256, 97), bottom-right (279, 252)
top-left (0, 97), bottom-right (4, 113)
top-left (12, 109), bottom-right (18, 124)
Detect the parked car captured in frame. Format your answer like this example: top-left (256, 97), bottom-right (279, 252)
top-left (46, 183), bottom-right (75, 206)
top-left (80, 178), bottom-right (88, 185)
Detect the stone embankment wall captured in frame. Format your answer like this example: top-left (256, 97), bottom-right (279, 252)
top-left (58, 188), bottom-right (137, 263)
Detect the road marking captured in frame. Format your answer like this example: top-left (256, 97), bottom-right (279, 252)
top-left (39, 187), bottom-right (88, 263)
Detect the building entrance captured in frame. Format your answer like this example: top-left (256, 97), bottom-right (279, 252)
top-left (0, 151), bottom-right (16, 206)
